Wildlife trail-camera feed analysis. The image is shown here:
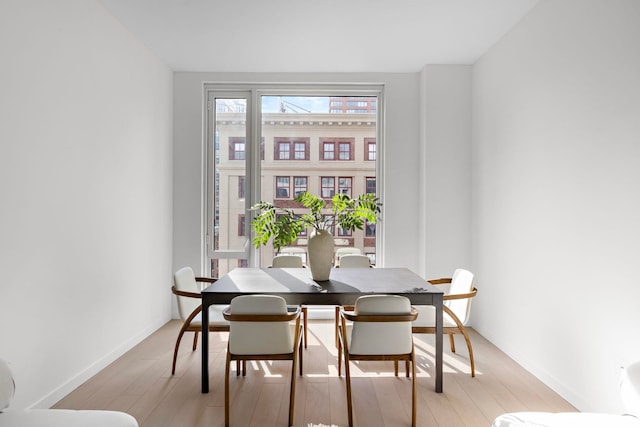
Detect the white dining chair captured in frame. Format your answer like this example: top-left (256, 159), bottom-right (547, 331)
top-left (223, 295), bottom-right (303, 427)
top-left (337, 254), bottom-right (371, 268)
top-left (337, 295), bottom-right (419, 427)
top-left (412, 268), bottom-right (478, 377)
top-left (171, 266), bottom-right (231, 375)
top-left (270, 255), bottom-right (308, 349)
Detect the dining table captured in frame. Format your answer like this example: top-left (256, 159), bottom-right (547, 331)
top-left (200, 267), bottom-right (444, 393)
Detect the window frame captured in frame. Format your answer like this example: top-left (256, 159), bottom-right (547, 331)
top-left (203, 83), bottom-right (385, 274)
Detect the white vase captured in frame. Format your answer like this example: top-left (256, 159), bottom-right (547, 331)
top-left (307, 229), bottom-right (334, 281)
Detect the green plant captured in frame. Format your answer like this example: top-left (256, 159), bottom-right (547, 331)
top-left (250, 192), bottom-right (381, 251)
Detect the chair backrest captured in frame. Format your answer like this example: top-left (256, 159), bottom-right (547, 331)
top-left (173, 267), bottom-right (201, 321)
top-left (335, 247), bottom-right (361, 262)
top-left (227, 295), bottom-right (294, 355)
top-left (272, 255), bottom-right (304, 268)
top-left (446, 268), bottom-right (475, 325)
top-left (338, 254), bottom-right (371, 268)
top-left (621, 360), bottom-right (640, 417)
top-left (349, 295), bottom-right (414, 355)
top-left (0, 359), bottom-right (15, 411)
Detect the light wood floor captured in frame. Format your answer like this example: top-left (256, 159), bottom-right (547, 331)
top-left (54, 320), bottom-right (576, 427)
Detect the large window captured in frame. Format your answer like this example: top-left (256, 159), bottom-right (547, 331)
top-left (205, 86), bottom-right (382, 277)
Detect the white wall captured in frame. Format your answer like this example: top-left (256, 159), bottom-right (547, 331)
top-left (420, 65), bottom-right (472, 279)
top-left (472, 0), bottom-right (640, 413)
top-left (0, 0), bottom-right (174, 410)
top-left (173, 72), bottom-right (452, 276)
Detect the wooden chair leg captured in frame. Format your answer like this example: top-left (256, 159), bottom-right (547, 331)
top-left (289, 355), bottom-right (297, 426)
top-left (192, 330), bottom-right (199, 351)
top-left (302, 306), bottom-right (308, 348)
top-left (224, 352), bottom-right (231, 427)
top-left (334, 306), bottom-right (341, 348)
top-left (344, 355), bottom-right (354, 427)
top-left (449, 333), bottom-right (456, 353)
top-left (411, 349), bottom-right (417, 427)
top-left (299, 336), bottom-right (304, 376)
top-left (171, 323), bottom-right (191, 375)
top-left (459, 327), bottom-right (476, 377)
top-left (338, 334), bottom-right (343, 376)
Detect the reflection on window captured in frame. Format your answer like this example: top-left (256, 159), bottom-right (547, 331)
top-left (338, 177), bottom-right (352, 197)
top-left (294, 176), bottom-right (307, 197)
top-left (321, 177), bottom-right (335, 198)
top-left (366, 177), bottom-right (376, 194)
top-left (365, 221), bottom-right (376, 237)
top-left (276, 176), bottom-right (290, 198)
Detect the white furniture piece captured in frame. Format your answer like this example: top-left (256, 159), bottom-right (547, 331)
top-left (171, 266), bottom-right (231, 375)
top-left (271, 254), bottom-right (305, 267)
top-left (492, 360), bottom-right (640, 427)
top-left (412, 268), bottom-right (477, 377)
top-left (223, 295), bottom-right (303, 427)
top-left (337, 253), bottom-right (371, 268)
top-left (333, 253), bottom-right (373, 347)
top-left (337, 295), bottom-right (419, 427)
top-left (334, 247), bottom-right (361, 264)
top-left (0, 358), bottom-right (138, 427)
top-left (270, 255), bottom-right (309, 348)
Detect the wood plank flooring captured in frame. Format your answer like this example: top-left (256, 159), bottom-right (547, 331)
top-left (53, 320), bottom-right (576, 426)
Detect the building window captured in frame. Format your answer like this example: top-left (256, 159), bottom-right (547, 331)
top-left (229, 137), bottom-right (265, 160)
top-left (229, 137), bottom-right (245, 160)
top-left (337, 224), bottom-right (351, 236)
top-left (365, 221), bottom-right (376, 237)
top-left (366, 139), bottom-right (376, 161)
top-left (274, 138), bottom-right (309, 160)
top-left (323, 215), bottom-right (335, 235)
top-left (338, 177), bottom-right (352, 197)
top-left (366, 177), bottom-right (376, 194)
top-left (320, 138), bottom-right (354, 161)
top-left (339, 143), bottom-right (351, 160)
top-left (238, 214), bottom-right (246, 236)
top-left (294, 142), bottom-right (306, 159)
top-left (238, 176), bottom-right (245, 199)
top-left (276, 176), bottom-right (290, 198)
top-left (321, 177), bottom-right (335, 198)
top-left (278, 142), bottom-right (290, 159)
top-left (293, 176), bottom-right (307, 197)
top-left (322, 142), bottom-right (335, 160)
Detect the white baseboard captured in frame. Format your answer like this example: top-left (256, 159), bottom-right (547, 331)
top-left (30, 318), bottom-right (168, 410)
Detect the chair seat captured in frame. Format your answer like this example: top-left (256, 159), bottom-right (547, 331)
top-left (492, 412), bottom-right (640, 427)
top-left (412, 305), bottom-right (458, 328)
top-left (0, 409), bottom-right (139, 427)
top-left (189, 305), bottom-right (229, 327)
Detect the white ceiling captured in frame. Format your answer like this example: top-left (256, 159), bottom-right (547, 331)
top-left (97, 0), bottom-right (539, 72)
